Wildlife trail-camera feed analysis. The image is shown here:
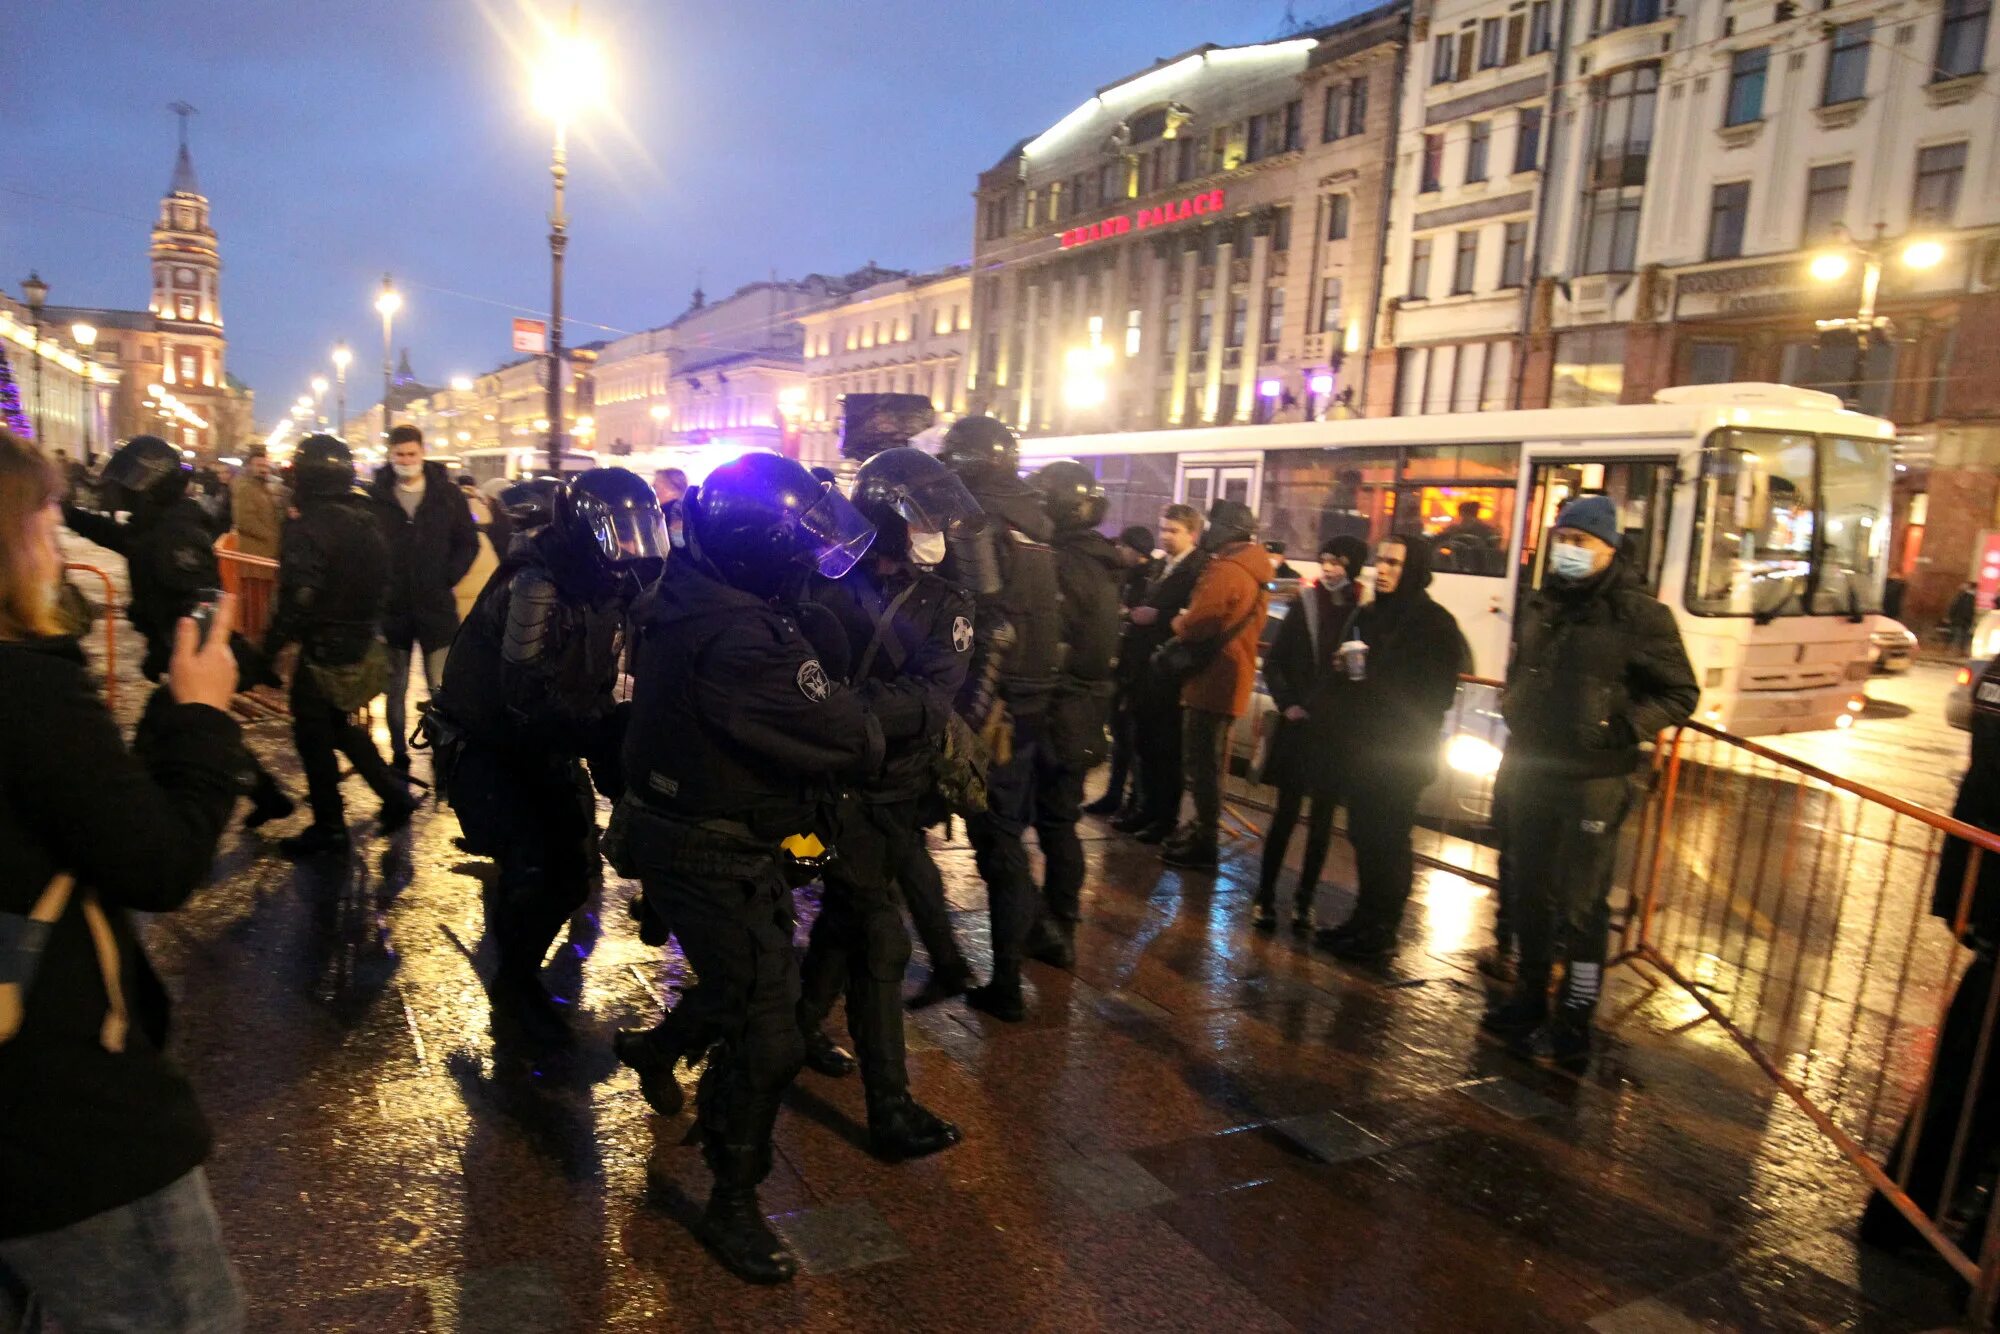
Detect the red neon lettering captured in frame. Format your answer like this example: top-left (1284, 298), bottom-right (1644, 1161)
top-left (1192, 193), bottom-right (1210, 215)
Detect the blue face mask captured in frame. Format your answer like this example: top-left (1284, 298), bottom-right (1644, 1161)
top-left (1548, 543), bottom-right (1598, 582)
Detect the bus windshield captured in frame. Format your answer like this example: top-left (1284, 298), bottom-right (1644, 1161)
top-left (1687, 428), bottom-right (1890, 618)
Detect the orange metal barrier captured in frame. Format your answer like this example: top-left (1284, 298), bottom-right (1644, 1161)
top-left (62, 562), bottom-right (118, 712)
top-left (215, 543), bottom-right (280, 646)
top-left (1620, 723), bottom-right (2000, 1323)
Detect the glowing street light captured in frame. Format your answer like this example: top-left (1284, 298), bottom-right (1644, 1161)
top-left (70, 322), bottom-right (99, 461)
top-left (376, 274), bottom-right (402, 436)
top-left (451, 375), bottom-right (475, 393)
top-left (531, 5), bottom-right (608, 475)
top-left (331, 342), bottom-right (352, 433)
top-left (1808, 224), bottom-right (1948, 409)
top-left (1063, 315), bottom-right (1114, 412)
top-left (649, 402), bottom-right (669, 447)
top-left (1808, 252), bottom-right (1850, 283)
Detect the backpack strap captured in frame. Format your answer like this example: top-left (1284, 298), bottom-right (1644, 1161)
top-left (854, 582), bottom-right (921, 685)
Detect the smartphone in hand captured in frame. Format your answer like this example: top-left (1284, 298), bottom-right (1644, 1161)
top-left (189, 586), bottom-right (223, 640)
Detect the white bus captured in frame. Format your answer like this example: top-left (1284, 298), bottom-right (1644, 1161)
top-left (1018, 384), bottom-right (1897, 737)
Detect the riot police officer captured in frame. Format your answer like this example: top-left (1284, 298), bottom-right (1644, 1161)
top-left (614, 452), bottom-right (881, 1284)
top-left (259, 434), bottom-right (415, 857)
top-left (63, 434), bottom-right (293, 826)
top-left (1025, 460), bottom-right (1123, 969)
top-left (432, 468), bottom-right (664, 1040)
top-left (794, 446), bottom-right (978, 1160)
top-left (936, 415), bottom-right (1061, 1022)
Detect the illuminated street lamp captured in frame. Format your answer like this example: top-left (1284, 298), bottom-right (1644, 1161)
top-left (375, 275), bottom-right (402, 437)
top-left (71, 321), bottom-right (98, 462)
top-left (531, 5), bottom-right (607, 476)
top-left (451, 375), bottom-right (474, 393)
top-left (649, 402), bottom-right (669, 447)
top-left (1808, 224), bottom-right (1946, 409)
top-left (331, 342), bottom-right (352, 433)
top-left (311, 375), bottom-right (329, 425)
top-left (1063, 315), bottom-right (1114, 412)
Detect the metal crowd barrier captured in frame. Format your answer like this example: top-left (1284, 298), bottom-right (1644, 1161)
top-left (1618, 723), bottom-right (2000, 1323)
top-left (214, 543), bottom-right (280, 645)
top-left (62, 562), bottom-right (118, 713)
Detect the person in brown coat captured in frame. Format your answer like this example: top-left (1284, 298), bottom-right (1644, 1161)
top-left (1162, 499), bottom-right (1272, 870)
top-left (228, 448), bottom-right (281, 562)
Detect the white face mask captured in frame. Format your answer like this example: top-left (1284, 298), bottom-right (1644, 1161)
top-left (1320, 565), bottom-right (1348, 593)
top-left (393, 461), bottom-right (424, 481)
top-left (1548, 544), bottom-right (1598, 582)
top-left (908, 528), bottom-right (947, 568)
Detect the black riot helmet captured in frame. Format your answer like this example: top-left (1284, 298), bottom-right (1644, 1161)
top-left (684, 452), bottom-right (877, 601)
top-left (498, 477), bottom-right (563, 534)
top-left (291, 433), bottom-right (356, 503)
top-left (1202, 498), bottom-right (1258, 551)
top-left (850, 446), bottom-right (981, 568)
top-left (938, 415), bottom-right (1019, 481)
top-left (544, 467), bottom-right (669, 598)
top-left (1031, 459), bottom-right (1107, 532)
top-left (100, 434), bottom-right (190, 509)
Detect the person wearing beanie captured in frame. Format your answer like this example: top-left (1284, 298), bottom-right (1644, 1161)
top-left (1481, 493), bottom-right (1696, 1067)
top-left (1084, 525), bottom-right (1161, 819)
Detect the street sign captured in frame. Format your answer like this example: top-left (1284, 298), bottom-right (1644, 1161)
top-left (512, 318), bottom-right (547, 354)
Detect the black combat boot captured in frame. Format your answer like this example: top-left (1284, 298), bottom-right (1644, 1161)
top-left (964, 973), bottom-right (1026, 1022)
top-left (1025, 916), bottom-right (1076, 969)
top-left (613, 1026), bottom-right (687, 1116)
top-left (867, 1093), bottom-right (963, 1162)
top-left (1160, 828), bottom-right (1218, 871)
top-left (1480, 968), bottom-right (1552, 1047)
top-left (243, 771), bottom-right (296, 830)
top-left (278, 823), bottom-right (349, 858)
top-left (906, 956), bottom-right (972, 1011)
top-left (1544, 1004), bottom-right (1594, 1069)
top-left (699, 1150), bottom-right (798, 1285)
top-left (801, 1028), bottom-right (857, 1077)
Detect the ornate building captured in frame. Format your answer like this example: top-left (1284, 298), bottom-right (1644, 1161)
top-left (43, 113), bottom-right (253, 458)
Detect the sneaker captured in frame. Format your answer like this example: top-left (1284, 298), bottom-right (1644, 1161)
top-left (1290, 906), bottom-right (1317, 938)
top-left (1250, 900), bottom-right (1278, 931)
top-left (243, 786), bottom-right (296, 830)
top-left (801, 1028), bottom-right (857, 1077)
top-left (907, 958), bottom-right (972, 1011)
top-left (278, 824), bottom-right (349, 858)
top-left (964, 979), bottom-right (1026, 1023)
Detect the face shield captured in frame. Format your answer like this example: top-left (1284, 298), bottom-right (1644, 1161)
top-left (892, 471), bottom-right (980, 568)
top-left (588, 505), bottom-right (672, 567)
top-left (798, 483), bottom-right (878, 580)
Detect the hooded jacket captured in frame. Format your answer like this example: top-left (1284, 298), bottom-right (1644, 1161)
top-left (1341, 535), bottom-right (1467, 788)
top-left (370, 460), bottom-right (479, 641)
top-left (1175, 540), bottom-right (1274, 718)
top-left (1502, 555), bottom-right (1698, 779)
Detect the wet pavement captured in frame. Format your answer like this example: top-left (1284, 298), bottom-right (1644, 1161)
top-left (58, 536), bottom-right (1971, 1331)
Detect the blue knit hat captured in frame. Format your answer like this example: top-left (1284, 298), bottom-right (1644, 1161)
top-left (1553, 494), bottom-right (1620, 548)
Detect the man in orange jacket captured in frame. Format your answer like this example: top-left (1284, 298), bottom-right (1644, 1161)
top-left (1162, 499), bottom-right (1272, 870)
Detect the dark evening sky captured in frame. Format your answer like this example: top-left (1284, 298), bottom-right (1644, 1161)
top-left (2, 0), bottom-right (1346, 421)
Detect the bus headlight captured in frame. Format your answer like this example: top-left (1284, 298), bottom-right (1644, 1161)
top-left (1446, 733), bottom-right (1503, 776)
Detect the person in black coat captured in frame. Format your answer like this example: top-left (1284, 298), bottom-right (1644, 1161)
top-left (370, 427), bottom-right (478, 770)
top-left (1083, 525), bottom-right (1158, 819)
top-left (265, 435), bottom-right (417, 858)
top-left (1311, 533), bottom-right (1468, 959)
top-left (1255, 535), bottom-right (1369, 935)
top-left (1117, 503), bottom-right (1209, 842)
top-left (0, 428), bottom-right (250, 1330)
top-left (1024, 462), bottom-right (1124, 971)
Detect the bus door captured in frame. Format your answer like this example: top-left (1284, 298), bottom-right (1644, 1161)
top-left (1517, 457), bottom-right (1679, 614)
top-left (1178, 457), bottom-right (1260, 514)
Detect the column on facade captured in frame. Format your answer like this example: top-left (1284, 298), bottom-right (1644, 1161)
top-left (1017, 275), bottom-right (1042, 431)
top-left (1170, 241), bottom-right (1201, 425)
top-left (1141, 241), bottom-right (1169, 426)
top-left (1204, 238), bottom-right (1233, 424)
top-left (1044, 266), bottom-right (1068, 433)
top-left (1238, 213), bottom-right (1274, 422)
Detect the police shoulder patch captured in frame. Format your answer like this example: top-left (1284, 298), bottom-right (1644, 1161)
top-left (797, 658), bottom-right (830, 702)
top-left (951, 615), bottom-right (974, 654)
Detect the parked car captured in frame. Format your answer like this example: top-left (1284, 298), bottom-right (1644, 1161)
top-left (1949, 660), bottom-right (1986, 731)
top-left (1867, 616), bottom-right (1917, 674)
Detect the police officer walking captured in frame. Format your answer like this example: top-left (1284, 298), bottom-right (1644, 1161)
top-left (1023, 461), bottom-right (1123, 969)
top-left (62, 434), bottom-right (294, 828)
top-left (614, 453), bottom-right (881, 1283)
top-left (935, 416), bottom-right (1061, 1023)
top-left (259, 434), bottom-right (416, 857)
top-left (793, 445), bottom-right (978, 1160)
top-left (431, 469), bottom-right (665, 1041)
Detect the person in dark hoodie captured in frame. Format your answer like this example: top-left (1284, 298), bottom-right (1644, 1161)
top-left (1, 429), bottom-right (250, 1331)
top-left (371, 425), bottom-right (477, 771)
top-left (934, 415), bottom-right (1061, 1023)
top-left (1117, 504), bottom-right (1208, 842)
top-left (62, 434), bottom-right (294, 830)
top-left (613, 452), bottom-right (882, 1284)
top-left (1254, 535), bottom-right (1369, 935)
top-left (1023, 461), bottom-right (1123, 970)
top-left (1310, 533), bottom-right (1467, 959)
top-left (1481, 495), bottom-right (1696, 1065)
top-left (1083, 524), bottom-right (1158, 820)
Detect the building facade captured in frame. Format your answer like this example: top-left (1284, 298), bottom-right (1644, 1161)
top-left (37, 134), bottom-right (252, 457)
top-left (965, 10), bottom-right (1408, 438)
top-left (796, 265), bottom-right (972, 465)
top-left (0, 289), bottom-right (118, 462)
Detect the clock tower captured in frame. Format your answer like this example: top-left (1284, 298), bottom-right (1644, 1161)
top-left (149, 102), bottom-right (225, 401)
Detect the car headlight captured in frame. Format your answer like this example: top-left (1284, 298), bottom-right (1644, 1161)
top-left (1445, 732), bottom-right (1503, 776)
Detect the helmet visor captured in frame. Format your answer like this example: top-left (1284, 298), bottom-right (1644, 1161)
top-left (591, 506), bottom-right (672, 565)
top-left (799, 484), bottom-right (877, 580)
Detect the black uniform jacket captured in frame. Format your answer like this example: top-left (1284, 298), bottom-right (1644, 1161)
top-left (1502, 558), bottom-right (1698, 780)
top-left (810, 562), bottom-right (972, 804)
top-left (1048, 526), bottom-right (1124, 767)
top-left (64, 495), bottom-right (220, 680)
top-left (623, 558), bottom-right (884, 841)
top-left (0, 637), bottom-right (247, 1239)
top-left (369, 461), bottom-right (478, 642)
top-left (960, 473), bottom-right (1061, 719)
top-left (263, 491), bottom-right (391, 668)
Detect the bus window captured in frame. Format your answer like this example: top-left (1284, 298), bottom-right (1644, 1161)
top-left (1402, 485), bottom-right (1514, 575)
top-left (1813, 435), bottom-right (1893, 616)
top-left (1260, 447), bottom-right (1397, 556)
top-left (1521, 459), bottom-right (1677, 595)
top-left (1687, 430), bottom-right (1816, 618)
top-left (1081, 453), bottom-right (1176, 538)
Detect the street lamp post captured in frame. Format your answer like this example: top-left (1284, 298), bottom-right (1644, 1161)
top-left (71, 321), bottom-right (98, 462)
top-left (1809, 224), bottom-right (1946, 412)
top-left (376, 275), bottom-right (401, 442)
top-left (331, 342), bottom-right (351, 435)
top-left (21, 271), bottom-right (48, 444)
top-left (311, 375), bottom-right (329, 427)
top-left (533, 7), bottom-right (604, 478)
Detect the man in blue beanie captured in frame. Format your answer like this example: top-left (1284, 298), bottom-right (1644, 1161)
top-left (1481, 493), bottom-right (1696, 1066)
